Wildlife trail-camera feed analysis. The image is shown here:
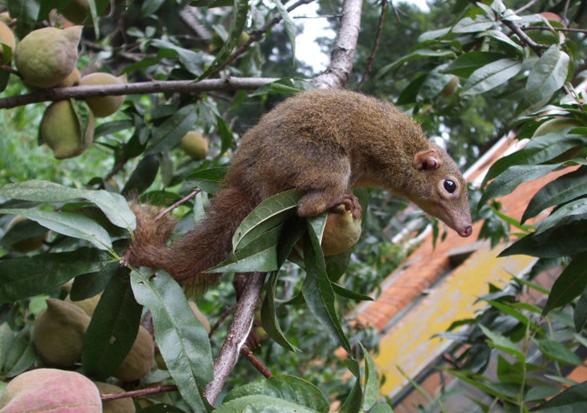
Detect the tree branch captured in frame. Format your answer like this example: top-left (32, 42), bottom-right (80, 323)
top-left (313, 0), bottom-right (364, 89)
top-left (204, 272), bottom-right (266, 405)
top-left (179, 6), bottom-right (212, 41)
top-left (0, 77), bottom-right (278, 110)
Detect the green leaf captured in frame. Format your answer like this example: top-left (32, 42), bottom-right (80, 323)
top-left (82, 268), bottom-right (142, 379)
top-left (452, 15), bottom-right (495, 33)
top-left (0, 326), bottom-right (35, 378)
top-left (523, 167), bottom-right (587, 223)
top-left (377, 49), bottom-right (455, 78)
top-left (500, 221), bottom-right (587, 258)
top-left (260, 218), bottom-right (306, 352)
top-left (369, 402), bottom-right (394, 413)
top-left (481, 30), bottom-right (523, 53)
top-left (535, 198), bottom-right (587, 235)
top-left (483, 131), bottom-right (587, 186)
top-left (536, 382), bottom-right (587, 412)
top-left (224, 375), bottom-right (329, 412)
top-left (340, 377), bottom-right (363, 413)
top-left (302, 221), bottom-right (350, 352)
top-left (523, 46), bottom-right (570, 112)
top-left (481, 164), bottom-right (562, 205)
top-left (141, 0), bottom-right (165, 16)
top-left (0, 248), bottom-right (106, 303)
top-left (444, 52), bottom-right (507, 78)
top-left (216, 395), bottom-right (320, 413)
top-left (70, 262), bottom-right (118, 301)
top-left (232, 189), bottom-right (299, 252)
top-left (537, 338), bottom-right (581, 365)
top-left (273, 0), bottom-right (296, 62)
top-left (0, 180), bottom-right (136, 231)
top-left (462, 58), bottom-right (522, 96)
top-left (131, 269), bottom-right (212, 412)
top-left (94, 119), bottom-right (133, 138)
top-left (210, 223), bottom-right (282, 273)
top-left (486, 300), bottom-right (543, 334)
top-left (361, 344), bottom-right (379, 411)
top-left (0, 208), bottom-right (112, 251)
top-left (198, 0), bottom-right (249, 80)
top-left (146, 104), bottom-right (198, 155)
top-left (479, 325), bottom-right (525, 362)
top-left (332, 283), bottom-right (373, 302)
top-left (543, 253), bottom-right (587, 315)
top-left (574, 286), bottom-right (587, 331)
top-left (121, 154), bottom-right (160, 196)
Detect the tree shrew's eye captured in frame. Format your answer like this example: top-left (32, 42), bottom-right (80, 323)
top-left (443, 179), bottom-right (457, 193)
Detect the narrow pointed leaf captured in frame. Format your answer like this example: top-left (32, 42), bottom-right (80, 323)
top-left (462, 58), bottom-right (522, 96)
top-left (543, 252), bottom-right (587, 315)
top-left (131, 269), bottom-right (212, 412)
top-left (232, 189), bottom-right (299, 251)
top-left (523, 167), bottom-right (587, 222)
top-left (82, 267), bottom-right (142, 379)
top-left (0, 180), bottom-right (135, 231)
top-left (0, 248), bottom-right (106, 303)
top-left (0, 208), bottom-right (112, 250)
top-left (302, 220), bottom-right (350, 351)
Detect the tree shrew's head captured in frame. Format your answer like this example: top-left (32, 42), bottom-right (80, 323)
top-left (406, 143), bottom-right (473, 238)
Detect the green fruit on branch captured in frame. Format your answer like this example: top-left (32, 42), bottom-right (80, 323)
top-left (15, 26), bottom-right (81, 88)
top-left (40, 100), bottom-right (95, 159)
top-left (33, 299), bottom-right (91, 368)
top-left (0, 368), bottom-right (101, 413)
top-left (60, 67), bottom-right (81, 87)
top-left (94, 382), bottom-right (135, 413)
top-left (0, 21), bottom-right (16, 63)
top-left (180, 131), bottom-right (209, 160)
top-left (79, 72), bottom-right (126, 117)
top-left (321, 205), bottom-right (362, 256)
top-left (114, 325), bottom-right (155, 382)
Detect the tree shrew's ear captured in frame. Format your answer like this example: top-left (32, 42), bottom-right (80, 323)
top-left (412, 148), bottom-right (442, 170)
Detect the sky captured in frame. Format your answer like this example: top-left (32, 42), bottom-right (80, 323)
top-left (291, 0), bottom-right (430, 71)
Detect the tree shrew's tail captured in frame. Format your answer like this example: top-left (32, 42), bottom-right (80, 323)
top-left (125, 187), bottom-right (256, 288)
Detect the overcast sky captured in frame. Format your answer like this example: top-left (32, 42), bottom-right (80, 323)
top-left (291, 0), bottom-right (430, 71)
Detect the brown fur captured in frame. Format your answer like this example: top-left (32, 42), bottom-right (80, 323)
top-left (126, 89), bottom-right (472, 285)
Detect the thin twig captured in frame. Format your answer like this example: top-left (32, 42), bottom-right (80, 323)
top-left (179, 6), bottom-right (212, 41)
top-left (358, 0), bottom-right (387, 88)
top-left (515, 0), bottom-right (540, 13)
top-left (208, 304), bottom-right (237, 337)
top-left (500, 18), bottom-right (549, 53)
top-left (209, 0), bottom-right (315, 77)
top-left (0, 65), bottom-right (20, 77)
top-left (563, 0), bottom-right (572, 23)
top-left (241, 345), bottom-right (272, 378)
top-left (204, 272), bottom-right (266, 405)
top-left (524, 25), bottom-right (587, 34)
top-left (101, 384), bottom-right (178, 401)
top-left (155, 188), bottom-right (201, 221)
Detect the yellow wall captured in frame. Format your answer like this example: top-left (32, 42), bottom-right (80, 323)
top-left (375, 246), bottom-right (535, 397)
